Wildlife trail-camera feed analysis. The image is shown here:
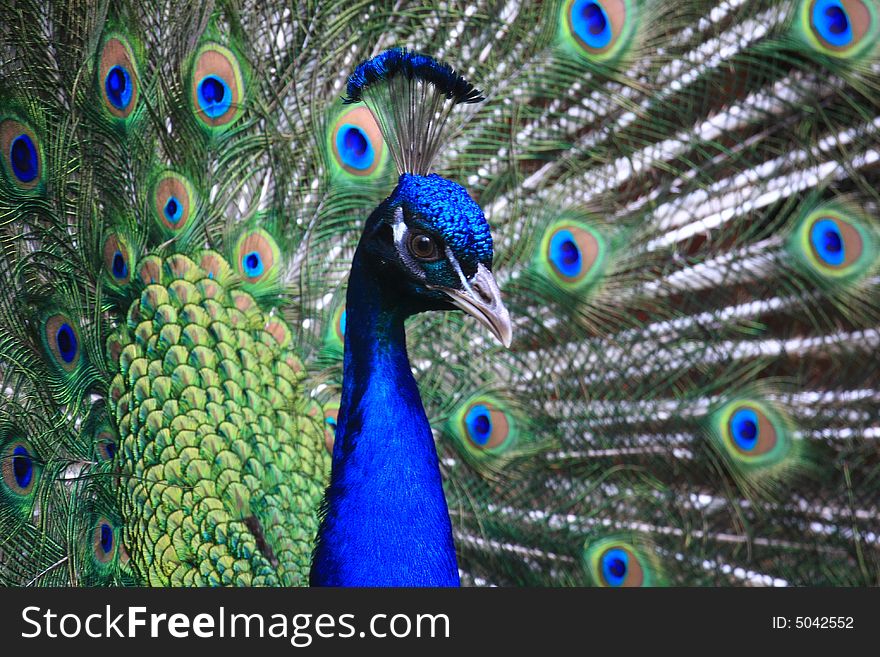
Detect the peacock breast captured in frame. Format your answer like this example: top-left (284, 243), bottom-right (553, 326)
top-left (105, 251), bottom-right (329, 586)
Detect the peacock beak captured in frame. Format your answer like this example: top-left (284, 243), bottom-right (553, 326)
top-left (436, 262), bottom-right (512, 348)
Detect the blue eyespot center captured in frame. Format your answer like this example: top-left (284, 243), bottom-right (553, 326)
top-left (243, 251), bottom-right (264, 278)
top-left (344, 128), bottom-right (367, 157)
top-left (105, 65), bottom-right (133, 110)
top-left (12, 445), bottom-right (33, 489)
top-left (201, 77), bottom-right (225, 103)
top-left (813, 0), bottom-right (854, 46)
top-left (824, 229), bottom-right (842, 253)
top-left (336, 125), bottom-right (375, 171)
top-left (10, 134), bottom-right (38, 183)
top-left (338, 310), bottom-right (347, 337)
top-left (111, 250), bottom-right (128, 280)
top-left (826, 6), bottom-right (849, 34)
top-left (601, 548), bottom-right (629, 586)
top-left (325, 417), bottom-right (337, 429)
top-left (104, 441), bottom-right (117, 459)
top-left (465, 404), bottom-right (493, 446)
top-left (163, 195), bottom-right (183, 225)
top-left (571, 0), bottom-right (613, 49)
top-left (549, 229), bottom-right (583, 278)
top-left (810, 218), bottom-right (846, 266)
top-left (730, 408), bottom-right (759, 451)
top-left (560, 240), bottom-right (579, 265)
top-left (100, 523), bottom-right (113, 554)
top-left (198, 75), bottom-right (232, 118)
top-left (56, 323), bottom-right (78, 364)
top-left (584, 2), bottom-right (608, 34)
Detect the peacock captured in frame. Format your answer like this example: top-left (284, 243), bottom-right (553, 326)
top-left (0, 0), bottom-right (878, 588)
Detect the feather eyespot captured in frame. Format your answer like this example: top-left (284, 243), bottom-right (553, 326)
top-left (98, 35), bottom-right (139, 118)
top-left (243, 251), bottom-right (264, 277)
top-left (105, 66), bottom-right (132, 109)
top-left (799, 0), bottom-right (877, 58)
top-left (1, 438), bottom-right (40, 518)
top-left (811, 218), bottom-right (847, 266)
top-left (463, 403), bottom-right (508, 448)
top-left (234, 230), bottom-right (279, 285)
top-left (335, 307), bottom-right (346, 344)
top-left (100, 442), bottom-right (117, 460)
top-left (724, 405), bottom-right (779, 457)
top-left (808, 216), bottom-right (863, 270)
top-left (323, 303), bottom-right (346, 354)
top-left (93, 518), bottom-right (117, 563)
top-left (97, 432), bottom-right (117, 462)
top-left (816, 0), bottom-right (854, 45)
top-left (539, 220), bottom-right (607, 290)
top-left (563, 0), bottom-right (636, 62)
top-left (338, 125), bottom-right (373, 169)
top-left (728, 407), bottom-right (763, 454)
top-left (451, 395), bottom-right (517, 458)
top-left (797, 0), bottom-right (880, 59)
top-left (44, 314), bottom-right (82, 372)
top-left (710, 398), bottom-right (794, 472)
top-left (190, 44), bottom-right (245, 129)
top-left (199, 76), bottom-right (231, 118)
top-left (10, 136), bottom-right (38, 182)
top-left (165, 197), bottom-right (182, 223)
top-left (103, 234), bottom-right (134, 286)
top-left (0, 119), bottom-right (42, 189)
top-left (599, 546), bottom-right (643, 586)
top-left (790, 205), bottom-right (876, 282)
top-left (584, 540), bottom-right (653, 587)
top-left (330, 106), bottom-right (386, 177)
top-left (2, 442), bottom-right (36, 496)
top-left (153, 172), bottom-right (196, 234)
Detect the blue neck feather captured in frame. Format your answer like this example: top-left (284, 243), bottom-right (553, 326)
top-left (310, 243), bottom-right (460, 587)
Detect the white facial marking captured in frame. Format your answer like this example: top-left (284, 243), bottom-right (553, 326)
top-left (391, 207), bottom-right (406, 244)
top-left (445, 246), bottom-right (472, 293)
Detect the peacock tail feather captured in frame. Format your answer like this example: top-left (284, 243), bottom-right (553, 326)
top-left (1, 0), bottom-right (879, 586)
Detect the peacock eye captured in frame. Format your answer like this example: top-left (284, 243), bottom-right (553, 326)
top-left (407, 232), bottom-right (441, 261)
top-left (92, 518), bottom-right (117, 564)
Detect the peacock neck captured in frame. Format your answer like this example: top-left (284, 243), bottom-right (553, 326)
top-left (310, 246), bottom-right (460, 586)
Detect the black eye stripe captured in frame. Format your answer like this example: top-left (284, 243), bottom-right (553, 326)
top-left (376, 223), bottom-right (394, 244)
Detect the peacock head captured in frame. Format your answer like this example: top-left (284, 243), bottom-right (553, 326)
top-left (359, 171), bottom-right (511, 347)
top-left (346, 48), bottom-right (511, 347)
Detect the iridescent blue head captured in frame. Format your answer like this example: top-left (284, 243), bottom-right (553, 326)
top-left (348, 49), bottom-right (510, 346)
top-left (358, 172), bottom-right (510, 345)
top-left (394, 173), bottom-right (493, 271)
